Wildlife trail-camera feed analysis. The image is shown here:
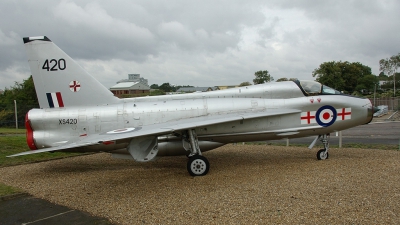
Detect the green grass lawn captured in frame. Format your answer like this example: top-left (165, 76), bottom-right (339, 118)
top-left (0, 128), bottom-right (81, 196)
top-left (0, 128), bottom-right (25, 135)
top-left (0, 183), bottom-right (21, 196)
top-left (0, 134), bottom-right (81, 167)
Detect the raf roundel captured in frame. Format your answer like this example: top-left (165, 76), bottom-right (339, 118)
top-left (69, 80), bottom-right (81, 92)
top-left (316, 105), bottom-right (337, 127)
top-left (100, 127), bottom-right (142, 136)
top-left (106, 128), bottom-right (136, 134)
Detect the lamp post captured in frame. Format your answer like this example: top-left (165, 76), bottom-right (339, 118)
top-left (14, 100), bottom-right (18, 129)
top-left (374, 83), bottom-right (376, 106)
top-left (394, 70), bottom-right (396, 97)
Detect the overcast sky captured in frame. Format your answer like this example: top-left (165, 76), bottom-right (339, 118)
top-left (1, 0), bottom-right (400, 90)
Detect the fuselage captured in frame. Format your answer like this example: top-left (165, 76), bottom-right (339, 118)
top-left (26, 81), bottom-right (373, 155)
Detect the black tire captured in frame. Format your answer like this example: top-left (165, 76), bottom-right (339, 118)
top-left (187, 155), bottom-right (210, 176)
top-left (317, 149), bottom-right (329, 160)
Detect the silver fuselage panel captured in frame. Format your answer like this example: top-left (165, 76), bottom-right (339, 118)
top-left (28, 81), bottom-right (372, 151)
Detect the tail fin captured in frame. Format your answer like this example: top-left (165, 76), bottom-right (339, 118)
top-left (23, 36), bottom-right (120, 108)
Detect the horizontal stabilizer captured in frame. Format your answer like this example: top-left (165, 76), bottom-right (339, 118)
top-left (7, 141), bottom-right (98, 157)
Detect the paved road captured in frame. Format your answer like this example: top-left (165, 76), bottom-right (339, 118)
top-left (0, 194), bottom-right (112, 225)
top-left (0, 136), bottom-right (115, 224)
top-left (266, 121), bottom-right (400, 146)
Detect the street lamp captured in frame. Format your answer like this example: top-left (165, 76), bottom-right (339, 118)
top-left (14, 100), bottom-right (18, 129)
top-left (374, 83), bottom-right (376, 106)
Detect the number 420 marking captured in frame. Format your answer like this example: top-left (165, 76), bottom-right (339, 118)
top-left (42, 59), bottom-right (66, 71)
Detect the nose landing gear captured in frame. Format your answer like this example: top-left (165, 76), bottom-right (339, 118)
top-left (316, 134), bottom-right (330, 160)
top-left (309, 134), bottom-right (330, 160)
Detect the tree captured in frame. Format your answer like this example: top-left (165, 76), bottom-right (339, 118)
top-left (355, 74), bottom-right (379, 93)
top-left (276, 78), bottom-right (288, 82)
top-left (173, 85), bottom-right (193, 92)
top-left (0, 76), bottom-right (38, 127)
top-left (312, 61), bottom-right (344, 90)
top-left (312, 61), bottom-right (373, 93)
top-left (379, 72), bottom-right (400, 90)
top-left (340, 62), bottom-right (371, 93)
top-left (158, 83), bottom-right (173, 92)
top-left (378, 72), bottom-right (389, 81)
top-left (239, 82), bottom-right (252, 87)
top-left (253, 70), bottom-right (273, 84)
top-left (0, 75), bottom-right (38, 106)
top-left (277, 78), bottom-right (298, 82)
top-left (150, 84), bottom-right (159, 89)
top-left (379, 53), bottom-right (400, 96)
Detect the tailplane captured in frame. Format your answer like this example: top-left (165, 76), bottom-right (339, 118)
top-left (23, 36), bottom-right (120, 108)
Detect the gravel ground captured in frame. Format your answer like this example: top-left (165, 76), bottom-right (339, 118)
top-left (0, 145), bottom-right (399, 224)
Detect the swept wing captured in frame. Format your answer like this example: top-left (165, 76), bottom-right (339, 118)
top-left (8, 109), bottom-right (303, 157)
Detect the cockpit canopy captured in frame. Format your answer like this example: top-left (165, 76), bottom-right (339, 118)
top-left (296, 80), bottom-right (341, 96)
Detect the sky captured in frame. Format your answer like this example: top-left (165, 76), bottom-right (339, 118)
top-left (1, 0), bottom-right (400, 90)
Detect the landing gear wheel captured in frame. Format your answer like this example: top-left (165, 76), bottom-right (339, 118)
top-left (187, 155), bottom-right (209, 176)
top-left (317, 149), bottom-right (329, 160)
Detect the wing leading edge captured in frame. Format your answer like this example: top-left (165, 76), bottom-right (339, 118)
top-left (8, 109), bottom-right (301, 157)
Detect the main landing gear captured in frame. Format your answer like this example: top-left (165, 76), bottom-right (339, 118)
top-left (183, 129), bottom-right (210, 176)
top-left (187, 155), bottom-right (210, 176)
top-left (316, 134), bottom-right (330, 160)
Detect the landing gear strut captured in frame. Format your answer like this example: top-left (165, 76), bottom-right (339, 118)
top-left (316, 134), bottom-right (330, 160)
top-left (183, 129), bottom-right (210, 176)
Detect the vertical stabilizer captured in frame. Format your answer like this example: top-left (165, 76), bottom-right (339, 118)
top-left (23, 36), bottom-right (120, 108)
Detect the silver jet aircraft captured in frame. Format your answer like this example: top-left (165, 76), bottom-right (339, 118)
top-left (9, 36), bottom-right (373, 176)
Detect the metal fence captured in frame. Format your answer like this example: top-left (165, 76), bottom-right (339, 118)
top-left (0, 102), bottom-right (38, 128)
top-left (0, 120), bottom-right (25, 128)
top-left (371, 98), bottom-right (400, 110)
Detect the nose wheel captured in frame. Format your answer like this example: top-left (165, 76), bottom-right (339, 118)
top-left (314, 134), bottom-right (330, 160)
top-left (317, 149), bottom-right (329, 160)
